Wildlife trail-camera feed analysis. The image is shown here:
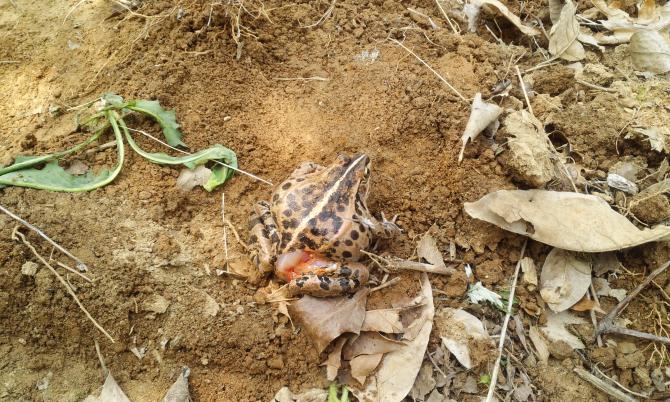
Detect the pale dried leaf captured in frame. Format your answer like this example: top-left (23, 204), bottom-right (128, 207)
top-left (417, 233), bottom-right (446, 268)
top-left (410, 362), bottom-right (436, 400)
top-left (322, 336), bottom-right (348, 381)
top-left (520, 257), bottom-right (538, 286)
top-left (593, 277), bottom-right (627, 302)
top-left (570, 296), bottom-right (604, 313)
top-left (607, 173), bottom-right (639, 194)
top-left (176, 166), bottom-right (212, 192)
top-left (503, 110), bottom-right (556, 187)
top-left (475, 0), bottom-right (541, 35)
top-left (467, 282), bottom-right (503, 309)
top-left (65, 160), bottom-right (89, 175)
top-left (271, 387), bottom-right (327, 402)
top-left (458, 92), bottom-right (503, 163)
top-left (549, 0), bottom-right (585, 61)
top-left (353, 274), bottom-right (434, 402)
top-left (549, 0), bottom-right (565, 24)
top-left (84, 373), bottom-right (131, 402)
top-left (289, 289), bottom-right (368, 353)
top-left (528, 326), bottom-right (550, 364)
top-left (163, 367), bottom-right (190, 402)
top-left (438, 308), bottom-right (491, 369)
top-left (343, 332), bottom-right (404, 360)
top-left (361, 309), bottom-right (404, 333)
top-left (351, 353), bottom-right (384, 385)
top-left (630, 30), bottom-right (670, 74)
top-left (541, 311), bottom-right (586, 349)
top-left (514, 382), bottom-right (533, 402)
top-left (464, 189), bottom-right (670, 252)
top-left (632, 127), bottom-right (667, 152)
top-left (540, 248), bottom-right (592, 312)
top-left (592, 0), bottom-right (670, 44)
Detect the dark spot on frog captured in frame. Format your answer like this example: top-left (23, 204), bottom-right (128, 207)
top-left (333, 240), bottom-right (340, 247)
top-left (302, 199), bottom-right (314, 209)
top-left (248, 217), bottom-right (262, 229)
top-left (353, 278), bottom-right (360, 287)
top-left (270, 232), bottom-right (280, 244)
top-left (295, 276), bottom-right (307, 287)
top-left (332, 216), bottom-right (343, 233)
top-left (280, 232), bottom-right (292, 248)
top-left (302, 185), bottom-right (317, 195)
top-left (298, 233), bottom-right (318, 250)
top-left (249, 234), bottom-right (258, 244)
top-left (340, 266), bottom-right (352, 277)
top-left (318, 210), bottom-right (333, 221)
top-left (339, 278), bottom-right (351, 291)
top-left (282, 209), bottom-right (292, 217)
top-left (350, 230), bottom-right (359, 240)
top-left (281, 182), bottom-right (292, 190)
top-left (336, 204), bottom-right (346, 212)
top-left (296, 177), bottom-right (305, 182)
top-left (359, 223), bottom-right (366, 232)
top-left (344, 239), bottom-right (353, 247)
top-left (272, 193), bottom-right (280, 202)
top-left (261, 227), bottom-right (270, 239)
top-left (310, 227), bottom-right (326, 237)
top-left (342, 250), bottom-right (353, 259)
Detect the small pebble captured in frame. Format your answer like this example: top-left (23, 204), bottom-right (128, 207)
top-left (617, 341), bottom-right (637, 354)
top-left (267, 356), bottom-right (284, 369)
top-left (21, 261), bottom-right (38, 276)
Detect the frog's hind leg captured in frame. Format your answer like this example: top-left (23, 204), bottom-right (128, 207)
top-left (288, 262), bottom-right (369, 297)
top-left (248, 201), bottom-right (279, 281)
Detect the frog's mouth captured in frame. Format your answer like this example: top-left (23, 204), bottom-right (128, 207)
top-left (275, 250), bottom-right (336, 282)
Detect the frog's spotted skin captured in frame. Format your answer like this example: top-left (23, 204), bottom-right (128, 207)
top-left (248, 153), bottom-right (399, 296)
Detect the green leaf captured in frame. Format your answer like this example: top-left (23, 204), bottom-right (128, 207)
top-left (479, 374), bottom-right (491, 385)
top-left (125, 99), bottom-right (186, 147)
top-left (102, 92), bottom-right (125, 107)
top-left (120, 117), bottom-right (237, 191)
top-left (327, 384), bottom-right (349, 402)
top-left (0, 112), bottom-right (124, 192)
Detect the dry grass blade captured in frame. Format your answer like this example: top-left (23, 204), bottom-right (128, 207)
top-left (573, 368), bottom-right (638, 402)
top-left (12, 228), bottom-right (115, 343)
top-left (301, 0), bottom-right (336, 28)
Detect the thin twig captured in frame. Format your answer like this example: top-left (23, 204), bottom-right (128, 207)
top-left (576, 79), bottom-right (618, 93)
top-left (12, 228), bottom-right (114, 343)
top-left (515, 65), bottom-right (534, 117)
top-left (221, 193), bottom-right (229, 262)
top-left (598, 259), bottom-right (670, 345)
top-left (573, 368), bottom-right (638, 402)
top-left (301, 0), bottom-right (336, 28)
top-left (56, 261), bottom-right (94, 283)
top-left (589, 283), bottom-right (603, 347)
top-left (1, 204), bottom-right (89, 271)
top-left (485, 239), bottom-right (527, 402)
top-left (592, 364), bottom-right (650, 399)
top-left (224, 218), bottom-right (249, 251)
top-left (274, 76), bottom-right (330, 81)
top-left (94, 339), bottom-right (109, 378)
top-left (125, 127), bottom-right (272, 186)
top-left (434, 0), bottom-right (459, 34)
top-left (84, 140), bottom-right (117, 155)
top-left (389, 38), bottom-right (468, 103)
top-left (370, 276), bottom-right (402, 293)
top-left (0, 60), bottom-right (20, 64)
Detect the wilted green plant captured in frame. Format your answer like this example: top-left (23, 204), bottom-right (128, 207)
top-left (0, 93), bottom-right (237, 192)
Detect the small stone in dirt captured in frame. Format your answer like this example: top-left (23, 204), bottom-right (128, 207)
top-left (267, 356), bottom-right (284, 370)
top-left (141, 294), bottom-right (170, 314)
top-left (589, 347), bottom-right (616, 368)
top-left (616, 350), bottom-right (645, 369)
top-left (616, 341), bottom-right (637, 355)
top-left (21, 261), bottom-right (38, 276)
top-left (138, 190), bottom-right (152, 200)
top-left (634, 367), bottom-right (652, 388)
top-left (651, 368), bottom-right (666, 391)
top-left (443, 270), bottom-right (468, 297)
top-left (475, 259), bottom-right (503, 286)
top-left (630, 193), bottom-right (670, 224)
top-left (548, 340), bottom-right (574, 360)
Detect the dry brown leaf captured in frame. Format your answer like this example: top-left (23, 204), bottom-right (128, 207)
top-left (592, 0), bottom-right (670, 44)
top-left (350, 353), bottom-right (384, 385)
top-left (343, 332), bottom-right (405, 360)
top-left (417, 233), bottom-right (446, 268)
top-left (570, 295), bottom-right (604, 313)
top-left (458, 92), bottom-right (503, 163)
top-left (528, 326), bottom-right (549, 364)
top-left (437, 308), bottom-right (492, 369)
top-left (503, 111), bottom-right (556, 187)
top-left (475, 0), bottom-right (542, 36)
top-left (464, 189), bottom-right (670, 252)
top-left (176, 166), bottom-right (212, 192)
top-left (322, 336), bottom-right (348, 381)
top-left (630, 30), bottom-right (670, 74)
top-left (361, 309), bottom-right (404, 333)
top-left (352, 273), bottom-right (434, 402)
top-left (539, 248), bottom-right (592, 312)
top-left (410, 362), bottom-right (436, 401)
top-left (520, 257), bottom-right (538, 286)
top-left (83, 373), bottom-right (131, 402)
top-left (289, 289), bottom-right (368, 354)
top-left (549, 0), bottom-right (585, 61)
top-left (541, 310), bottom-right (586, 349)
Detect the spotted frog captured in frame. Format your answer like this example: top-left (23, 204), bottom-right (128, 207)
top-left (248, 154), bottom-right (399, 297)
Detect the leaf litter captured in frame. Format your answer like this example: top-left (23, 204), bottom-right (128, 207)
top-left (539, 248), bottom-right (592, 312)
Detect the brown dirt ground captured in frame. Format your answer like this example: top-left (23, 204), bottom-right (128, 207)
top-left (2, 0), bottom-right (670, 401)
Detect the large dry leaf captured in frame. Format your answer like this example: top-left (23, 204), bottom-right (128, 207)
top-left (343, 332), bottom-right (405, 360)
top-left (528, 326), bottom-right (549, 364)
top-left (353, 274), bottom-right (434, 402)
top-left (630, 30), bottom-right (670, 74)
top-left (503, 110), bottom-right (556, 187)
top-left (540, 248), bottom-right (592, 312)
top-left (458, 93), bottom-right (503, 163)
top-left (410, 362), bottom-right (436, 401)
top-left (350, 354), bottom-right (384, 385)
top-left (322, 336), bottom-right (348, 381)
top-left (592, 0), bottom-right (670, 44)
top-left (549, 0), bottom-right (585, 61)
top-left (464, 190), bottom-right (670, 252)
top-left (361, 309), bottom-right (404, 333)
top-left (83, 374), bottom-right (131, 402)
top-left (541, 310), bottom-right (586, 349)
top-left (469, 0), bottom-right (541, 35)
top-left (549, 0), bottom-right (565, 24)
top-left (417, 233), bottom-right (446, 268)
top-left (289, 289), bottom-right (368, 353)
top-left (437, 308), bottom-right (492, 369)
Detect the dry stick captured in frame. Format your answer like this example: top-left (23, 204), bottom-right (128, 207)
top-left (56, 261), bottom-right (93, 283)
top-left (301, 0), bottom-right (336, 28)
top-left (94, 339), bottom-right (109, 378)
top-left (274, 76), bottom-right (330, 81)
top-left (589, 283), bottom-right (603, 347)
top-left (592, 363), bottom-right (650, 399)
top-left (576, 79), bottom-right (618, 93)
top-left (434, 0), bottom-right (459, 34)
top-left (485, 239), bottom-right (528, 402)
top-left (370, 276), bottom-right (402, 293)
top-left (0, 60), bottom-right (20, 64)
top-left (221, 193), bottom-right (229, 262)
top-left (1, 204), bottom-right (89, 271)
top-left (389, 38), bottom-right (468, 103)
top-left (597, 259), bottom-right (670, 345)
top-left (12, 228), bottom-right (115, 343)
top-left (573, 368), bottom-right (638, 402)
top-left (515, 65), bottom-right (534, 117)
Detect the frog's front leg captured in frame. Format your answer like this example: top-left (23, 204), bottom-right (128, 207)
top-left (248, 201), bottom-right (279, 283)
top-left (357, 202), bottom-right (401, 239)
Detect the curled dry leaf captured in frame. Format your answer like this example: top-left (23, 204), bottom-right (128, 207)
top-left (271, 387), bottom-right (328, 402)
top-left (176, 165), bottom-right (212, 192)
top-left (83, 373), bottom-right (131, 402)
top-left (162, 367), bottom-right (191, 402)
top-left (323, 336), bottom-right (348, 381)
top-left (350, 353), bottom-right (384, 385)
top-left (541, 310), bottom-right (586, 349)
top-left (570, 296), bottom-right (604, 313)
top-left (342, 332), bottom-right (405, 360)
top-left (629, 127), bottom-right (669, 152)
top-left (592, 0), bottom-right (670, 44)
top-left (352, 273), bottom-right (434, 402)
top-left (467, 282), bottom-right (503, 310)
top-left (464, 190), bottom-right (670, 252)
top-left (593, 277), bottom-right (627, 302)
top-left (629, 30), bottom-right (670, 74)
top-left (437, 308), bottom-right (493, 369)
top-left (288, 289), bottom-right (368, 354)
top-left (539, 248), bottom-right (592, 312)
top-left (607, 173), bottom-right (639, 194)
top-left (361, 309), bottom-right (404, 333)
top-left (528, 326), bottom-right (550, 364)
top-left (549, 0), bottom-right (585, 61)
top-left (465, 0), bottom-right (541, 35)
top-left (417, 233), bottom-right (446, 269)
top-left (458, 93), bottom-right (503, 163)
top-left (502, 110), bottom-right (556, 187)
